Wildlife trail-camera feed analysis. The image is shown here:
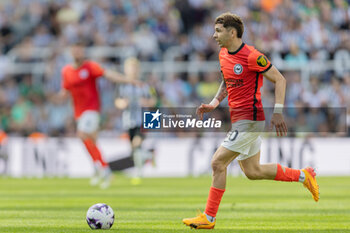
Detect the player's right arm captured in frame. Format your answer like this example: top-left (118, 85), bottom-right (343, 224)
top-left (56, 66), bottom-right (71, 101)
top-left (57, 89), bottom-right (70, 100)
top-left (196, 73), bottom-right (227, 120)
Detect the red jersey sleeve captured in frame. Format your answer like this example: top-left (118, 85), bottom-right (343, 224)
top-left (248, 50), bottom-right (272, 73)
top-left (61, 66), bottom-right (69, 90)
top-left (87, 61), bottom-right (105, 79)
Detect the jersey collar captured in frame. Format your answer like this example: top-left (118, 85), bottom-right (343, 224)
top-left (227, 43), bottom-right (245, 55)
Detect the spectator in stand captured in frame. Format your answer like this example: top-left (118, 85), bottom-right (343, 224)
top-left (284, 42), bottom-right (309, 68)
top-left (302, 76), bottom-right (327, 108)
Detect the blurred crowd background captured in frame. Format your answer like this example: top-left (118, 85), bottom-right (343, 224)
top-left (0, 0), bottom-right (349, 137)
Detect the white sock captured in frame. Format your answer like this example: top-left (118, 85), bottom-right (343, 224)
top-left (133, 148), bottom-right (143, 178)
top-left (93, 162), bottom-right (101, 175)
top-left (299, 170), bottom-right (305, 183)
top-left (204, 212), bottom-right (215, 223)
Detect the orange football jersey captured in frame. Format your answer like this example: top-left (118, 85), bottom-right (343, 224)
top-left (219, 43), bottom-right (272, 122)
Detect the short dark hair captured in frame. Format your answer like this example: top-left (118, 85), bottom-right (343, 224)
top-left (215, 12), bottom-right (244, 38)
top-left (71, 39), bottom-right (86, 46)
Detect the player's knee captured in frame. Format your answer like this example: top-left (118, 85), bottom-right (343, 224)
top-left (132, 136), bottom-right (142, 148)
top-left (77, 131), bottom-right (94, 141)
top-left (211, 160), bottom-right (226, 173)
top-left (77, 131), bottom-right (86, 140)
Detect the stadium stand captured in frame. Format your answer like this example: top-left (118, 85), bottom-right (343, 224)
top-left (0, 0), bottom-right (349, 136)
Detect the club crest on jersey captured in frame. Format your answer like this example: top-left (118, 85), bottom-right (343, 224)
top-left (79, 69), bottom-right (89, 79)
top-left (233, 64), bottom-right (243, 75)
top-left (257, 55), bottom-right (268, 67)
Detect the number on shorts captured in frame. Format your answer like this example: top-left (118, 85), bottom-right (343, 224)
top-left (227, 130), bottom-right (238, 141)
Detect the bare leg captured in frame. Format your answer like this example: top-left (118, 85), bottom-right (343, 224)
top-left (239, 151), bottom-right (303, 181)
top-left (239, 151), bottom-right (278, 180)
top-left (211, 146), bottom-right (240, 189)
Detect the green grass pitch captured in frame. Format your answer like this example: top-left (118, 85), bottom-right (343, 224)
top-left (0, 175), bottom-right (349, 232)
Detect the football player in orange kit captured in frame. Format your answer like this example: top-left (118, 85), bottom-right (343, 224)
top-left (60, 41), bottom-right (139, 189)
top-left (183, 12), bottom-right (319, 229)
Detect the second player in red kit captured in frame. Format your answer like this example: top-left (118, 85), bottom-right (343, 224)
top-left (60, 41), bottom-right (139, 189)
top-left (62, 61), bottom-right (105, 119)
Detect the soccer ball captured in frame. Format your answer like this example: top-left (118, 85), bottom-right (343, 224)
top-left (86, 203), bottom-right (115, 229)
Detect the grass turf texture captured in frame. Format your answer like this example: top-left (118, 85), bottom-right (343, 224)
top-left (0, 175), bottom-right (349, 232)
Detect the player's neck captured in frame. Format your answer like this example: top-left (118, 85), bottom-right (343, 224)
top-left (73, 59), bottom-right (84, 69)
top-left (226, 39), bottom-right (243, 53)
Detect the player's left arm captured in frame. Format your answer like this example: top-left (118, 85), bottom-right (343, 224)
top-left (263, 66), bottom-right (288, 137)
top-left (89, 61), bottom-right (141, 85)
top-left (104, 69), bottom-right (141, 85)
top-left (196, 73), bottom-right (227, 120)
top-left (57, 67), bottom-right (71, 101)
top-left (57, 89), bottom-right (70, 100)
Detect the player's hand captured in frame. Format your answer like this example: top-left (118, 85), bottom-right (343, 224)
top-left (270, 113), bottom-right (288, 137)
top-left (196, 103), bottom-right (216, 120)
